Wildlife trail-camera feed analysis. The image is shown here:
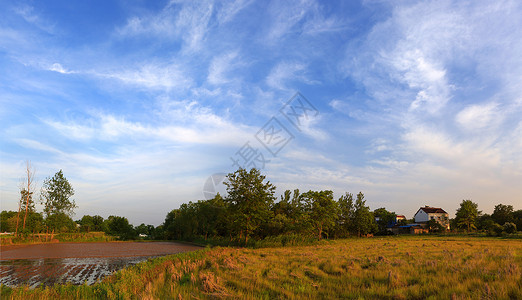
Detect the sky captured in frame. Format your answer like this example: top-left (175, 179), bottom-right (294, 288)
top-left (1, 0), bottom-right (521, 226)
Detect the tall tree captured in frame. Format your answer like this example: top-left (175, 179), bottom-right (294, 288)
top-left (454, 200), bottom-right (480, 232)
top-left (352, 192), bottom-right (377, 237)
top-left (224, 168), bottom-right (276, 244)
top-left (491, 204), bottom-right (514, 225)
top-left (337, 192), bottom-right (354, 236)
top-left (40, 170), bottom-right (77, 232)
top-left (21, 161), bottom-right (36, 230)
top-left (373, 207), bottom-right (397, 233)
top-left (301, 190), bottom-right (339, 239)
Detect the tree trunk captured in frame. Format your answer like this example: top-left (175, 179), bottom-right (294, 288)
top-left (15, 198), bottom-right (22, 237)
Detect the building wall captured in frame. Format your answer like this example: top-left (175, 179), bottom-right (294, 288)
top-left (414, 210), bottom-right (429, 222)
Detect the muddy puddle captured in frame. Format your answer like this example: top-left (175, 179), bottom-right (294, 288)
top-left (0, 242), bottom-right (201, 288)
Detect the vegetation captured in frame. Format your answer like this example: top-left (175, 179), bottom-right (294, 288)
top-left (1, 236), bottom-right (521, 299)
top-left (455, 200), bottom-right (480, 232)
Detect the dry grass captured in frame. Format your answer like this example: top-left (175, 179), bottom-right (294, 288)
top-left (1, 236), bottom-right (521, 299)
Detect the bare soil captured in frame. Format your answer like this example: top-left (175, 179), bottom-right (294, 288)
top-left (0, 242), bottom-right (202, 287)
top-left (0, 241), bottom-right (201, 260)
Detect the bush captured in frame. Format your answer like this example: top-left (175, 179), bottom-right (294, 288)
top-left (487, 223), bottom-right (504, 236)
top-left (503, 222), bottom-right (517, 234)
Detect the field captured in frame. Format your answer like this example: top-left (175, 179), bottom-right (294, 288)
top-left (1, 236), bottom-right (521, 299)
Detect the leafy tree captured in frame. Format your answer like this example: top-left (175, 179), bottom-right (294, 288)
top-left (336, 193), bottom-right (354, 237)
top-left (477, 214), bottom-right (495, 231)
top-left (1, 211), bottom-right (17, 232)
top-left (513, 210), bottom-right (522, 232)
top-left (352, 192), bottom-right (377, 236)
top-left (91, 215), bottom-right (104, 231)
top-left (104, 216), bottom-right (135, 240)
top-left (454, 200), bottom-right (480, 232)
top-left (427, 219), bottom-right (444, 232)
top-left (488, 223), bottom-right (504, 236)
top-left (491, 204), bottom-right (514, 225)
top-left (224, 168), bottom-right (276, 244)
top-left (503, 222), bottom-right (517, 234)
top-left (79, 215), bottom-right (95, 232)
top-left (45, 212), bottom-right (76, 233)
top-left (40, 170), bottom-right (76, 232)
top-left (301, 190), bottom-right (339, 239)
top-left (373, 207), bottom-right (397, 233)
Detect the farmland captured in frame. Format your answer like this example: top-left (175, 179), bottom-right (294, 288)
top-left (1, 235), bottom-right (521, 299)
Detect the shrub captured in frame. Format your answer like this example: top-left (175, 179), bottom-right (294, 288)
top-left (488, 223), bottom-right (504, 236)
top-left (503, 222), bottom-right (517, 234)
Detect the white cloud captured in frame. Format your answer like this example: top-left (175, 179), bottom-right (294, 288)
top-left (99, 62), bottom-right (193, 91)
top-left (266, 61), bottom-right (318, 90)
top-left (266, 0), bottom-right (313, 41)
top-left (48, 63), bottom-right (75, 74)
top-left (456, 102), bottom-right (500, 130)
top-left (116, 1), bottom-right (214, 52)
top-left (207, 51), bottom-right (241, 85)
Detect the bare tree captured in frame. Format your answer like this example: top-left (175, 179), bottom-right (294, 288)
top-left (15, 193), bottom-right (22, 237)
top-left (19, 161), bottom-right (36, 231)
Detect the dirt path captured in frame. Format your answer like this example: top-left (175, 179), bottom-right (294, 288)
top-left (0, 241), bottom-right (201, 260)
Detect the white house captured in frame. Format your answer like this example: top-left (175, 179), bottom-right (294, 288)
top-left (414, 206), bottom-right (450, 230)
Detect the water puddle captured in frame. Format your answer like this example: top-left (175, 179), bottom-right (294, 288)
top-left (0, 256), bottom-right (159, 288)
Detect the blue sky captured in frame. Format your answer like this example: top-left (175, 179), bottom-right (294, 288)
top-left (1, 0), bottom-right (521, 226)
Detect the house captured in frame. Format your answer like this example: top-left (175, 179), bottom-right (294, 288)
top-left (414, 206), bottom-right (450, 230)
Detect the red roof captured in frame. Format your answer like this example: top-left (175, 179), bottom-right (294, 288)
top-left (419, 206), bottom-right (447, 214)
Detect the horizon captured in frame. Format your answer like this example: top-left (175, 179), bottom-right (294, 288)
top-left (1, 0), bottom-right (521, 226)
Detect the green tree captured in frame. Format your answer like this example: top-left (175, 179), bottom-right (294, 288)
top-left (40, 170), bottom-right (77, 232)
top-left (301, 190), bottom-right (339, 239)
top-left (454, 200), bottom-right (480, 232)
top-left (337, 193), bottom-right (354, 236)
top-left (0, 211), bottom-right (17, 232)
top-left (373, 207), bottom-right (397, 233)
top-left (513, 210), bottom-right (522, 232)
top-left (79, 215), bottom-right (94, 232)
top-left (104, 216), bottom-right (135, 240)
top-left (46, 213), bottom-right (76, 233)
top-left (503, 222), bottom-right (517, 234)
top-left (352, 192), bottom-right (377, 237)
top-left (224, 168), bottom-right (276, 244)
top-left (492, 204), bottom-right (514, 225)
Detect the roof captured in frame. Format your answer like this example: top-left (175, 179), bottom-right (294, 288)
top-left (419, 206), bottom-right (447, 214)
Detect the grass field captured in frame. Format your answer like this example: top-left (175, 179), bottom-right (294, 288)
top-left (1, 236), bottom-right (521, 299)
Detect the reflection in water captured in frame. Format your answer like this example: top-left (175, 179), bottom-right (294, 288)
top-left (0, 256), bottom-right (158, 288)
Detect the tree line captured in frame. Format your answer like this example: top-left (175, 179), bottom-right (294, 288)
top-left (0, 162), bottom-right (160, 240)
top-left (162, 168), bottom-right (522, 243)
top-left (163, 168), bottom-right (380, 244)
top-left (0, 162), bottom-right (77, 238)
top-left (2, 166), bottom-right (520, 242)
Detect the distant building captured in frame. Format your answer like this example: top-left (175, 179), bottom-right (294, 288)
top-left (395, 215), bottom-right (406, 222)
top-left (414, 206), bottom-right (450, 230)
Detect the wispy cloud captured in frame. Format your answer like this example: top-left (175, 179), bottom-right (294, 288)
top-left (207, 51), bottom-right (241, 85)
top-left (216, 0), bottom-right (253, 24)
top-left (116, 1), bottom-right (214, 53)
top-left (98, 62), bottom-right (193, 91)
top-left (266, 61), bottom-right (318, 90)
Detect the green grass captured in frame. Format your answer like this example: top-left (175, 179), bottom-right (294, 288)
top-left (1, 236), bottom-right (521, 299)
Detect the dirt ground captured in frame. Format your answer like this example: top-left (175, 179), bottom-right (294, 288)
top-left (0, 242), bottom-right (202, 287)
top-left (0, 241), bottom-right (201, 260)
